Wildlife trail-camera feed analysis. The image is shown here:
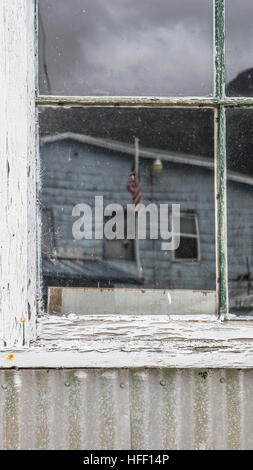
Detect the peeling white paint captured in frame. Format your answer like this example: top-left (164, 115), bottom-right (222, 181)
top-left (1, 315), bottom-right (253, 368)
top-left (0, 0), bottom-right (37, 347)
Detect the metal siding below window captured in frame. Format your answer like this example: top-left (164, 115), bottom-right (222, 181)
top-left (0, 368), bottom-right (252, 450)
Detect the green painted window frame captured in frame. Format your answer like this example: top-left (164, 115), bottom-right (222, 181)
top-left (35, 0), bottom-right (253, 320)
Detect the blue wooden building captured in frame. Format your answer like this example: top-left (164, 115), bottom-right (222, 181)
top-left (40, 132), bottom-right (253, 308)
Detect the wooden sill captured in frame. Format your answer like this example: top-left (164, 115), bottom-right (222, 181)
top-left (1, 315), bottom-right (253, 368)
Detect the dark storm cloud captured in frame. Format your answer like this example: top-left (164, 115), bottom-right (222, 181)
top-left (39, 0), bottom-right (213, 95)
top-left (226, 0), bottom-right (253, 82)
top-left (39, 0), bottom-right (253, 96)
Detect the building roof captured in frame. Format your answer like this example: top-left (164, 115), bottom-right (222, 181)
top-left (41, 132), bottom-right (253, 187)
top-left (39, 70), bottom-right (253, 179)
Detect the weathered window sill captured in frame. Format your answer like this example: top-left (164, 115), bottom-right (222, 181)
top-left (1, 315), bottom-right (253, 368)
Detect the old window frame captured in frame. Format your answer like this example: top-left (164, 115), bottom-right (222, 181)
top-left (37, 0), bottom-right (218, 316)
top-left (2, 0), bottom-right (253, 369)
top-left (171, 212), bottom-right (200, 263)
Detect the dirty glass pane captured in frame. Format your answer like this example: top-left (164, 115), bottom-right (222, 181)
top-left (226, 1), bottom-right (253, 96)
top-left (39, 108), bottom-right (215, 314)
top-left (175, 237), bottom-right (198, 260)
top-left (38, 0), bottom-right (213, 96)
top-left (227, 110), bottom-right (253, 315)
top-left (180, 216), bottom-right (197, 235)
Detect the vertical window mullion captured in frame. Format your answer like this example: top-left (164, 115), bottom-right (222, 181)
top-left (214, 0), bottom-right (226, 99)
top-left (216, 106), bottom-right (228, 317)
top-left (214, 0), bottom-right (228, 317)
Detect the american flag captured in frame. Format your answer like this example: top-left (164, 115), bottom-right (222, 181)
top-left (126, 171), bottom-right (142, 212)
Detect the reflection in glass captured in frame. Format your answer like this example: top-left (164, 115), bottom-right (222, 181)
top-left (173, 213), bottom-right (200, 262)
top-left (226, 1), bottom-right (253, 96)
top-left (38, 0), bottom-right (213, 96)
top-left (39, 107), bottom-right (215, 311)
top-left (227, 110), bottom-right (253, 315)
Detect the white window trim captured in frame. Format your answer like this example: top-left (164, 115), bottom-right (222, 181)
top-left (1, 0), bottom-right (253, 369)
top-left (0, 0), bottom-right (37, 349)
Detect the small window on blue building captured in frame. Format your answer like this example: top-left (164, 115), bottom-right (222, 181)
top-left (173, 213), bottom-right (200, 262)
top-left (104, 211), bottom-right (135, 261)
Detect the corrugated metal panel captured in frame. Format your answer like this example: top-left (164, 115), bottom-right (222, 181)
top-left (0, 368), bottom-right (253, 450)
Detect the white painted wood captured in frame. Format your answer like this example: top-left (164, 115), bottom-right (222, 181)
top-left (1, 316), bottom-right (253, 368)
top-left (47, 287), bottom-right (217, 316)
top-left (0, 0), bottom-right (251, 375)
top-left (0, 0), bottom-right (37, 347)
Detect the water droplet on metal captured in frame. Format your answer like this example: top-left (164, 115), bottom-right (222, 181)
top-left (160, 380), bottom-right (166, 387)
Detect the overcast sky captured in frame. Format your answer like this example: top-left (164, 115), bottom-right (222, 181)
top-left (39, 0), bottom-right (253, 96)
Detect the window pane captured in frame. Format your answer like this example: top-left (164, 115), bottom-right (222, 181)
top-left (227, 110), bottom-right (253, 315)
top-left (180, 215), bottom-right (197, 235)
top-left (38, 0), bottom-right (213, 96)
top-left (174, 236), bottom-right (198, 260)
top-left (226, 0), bottom-right (253, 96)
top-left (39, 107), bottom-right (215, 314)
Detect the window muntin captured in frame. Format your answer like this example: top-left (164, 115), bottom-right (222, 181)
top-left (38, 0), bottom-right (213, 97)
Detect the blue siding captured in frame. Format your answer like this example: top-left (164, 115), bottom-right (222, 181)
top-left (40, 138), bottom-right (252, 293)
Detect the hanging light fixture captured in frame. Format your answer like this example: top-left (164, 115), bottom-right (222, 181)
top-left (152, 158), bottom-right (163, 174)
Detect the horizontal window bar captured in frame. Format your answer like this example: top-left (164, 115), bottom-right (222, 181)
top-left (36, 95), bottom-right (253, 108)
top-left (173, 234), bottom-right (199, 239)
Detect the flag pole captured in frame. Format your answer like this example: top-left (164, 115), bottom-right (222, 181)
top-left (135, 137), bottom-right (139, 179)
top-left (134, 138), bottom-right (142, 282)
